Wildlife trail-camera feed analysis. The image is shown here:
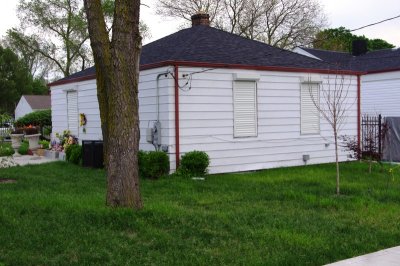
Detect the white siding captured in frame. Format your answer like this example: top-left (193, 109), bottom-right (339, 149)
top-left (51, 66), bottom-right (358, 174)
top-left (361, 71), bottom-right (400, 117)
top-left (175, 68), bottom-right (357, 174)
top-left (15, 97), bottom-right (33, 119)
top-left (50, 67), bottom-right (174, 152)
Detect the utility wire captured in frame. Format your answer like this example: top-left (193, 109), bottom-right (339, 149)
top-left (350, 14), bottom-right (400, 32)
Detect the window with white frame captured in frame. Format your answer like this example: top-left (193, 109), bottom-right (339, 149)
top-left (301, 83), bottom-right (320, 135)
top-left (233, 80), bottom-right (257, 137)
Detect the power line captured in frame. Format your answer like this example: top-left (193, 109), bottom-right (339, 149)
top-left (350, 14), bottom-right (400, 32)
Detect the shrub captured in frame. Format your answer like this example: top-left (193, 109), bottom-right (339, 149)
top-left (139, 150), bottom-right (170, 179)
top-left (39, 140), bottom-right (50, 149)
top-left (15, 109), bottom-right (51, 128)
top-left (0, 143), bottom-right (14, 156)
top-left (18, 140), bottom-right (29, 155)
top-left (66, 144), bottom-right (82, 165)
top-left (179, 151), bottom-right (210, 177)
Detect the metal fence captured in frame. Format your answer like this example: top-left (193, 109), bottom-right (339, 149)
top-left (361, 114), bottom-right (382, 159)
top-left (0, 119), bottom-right (14, 141)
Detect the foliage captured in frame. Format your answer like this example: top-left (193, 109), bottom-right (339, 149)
top-left (156, 0), bottom-right (327, 49)
top-left (1, 162), bottom-right (400, 265)
top-left (15, 109), bottom-right (51, 128)
top-left (66, 144), bottom-right (82, 165)
top-left (18, 140), bottom-right (29, 155)
top-left (0, 46), bottom-right (34, 114)
top-left (179, 150), bottom-right (210, 177)
top-left (313, 27), bottom-right (395, 52)
top-left (139, 151), bottom-right (170, 179)
top-left (0, 143), bottom-right (14, 157)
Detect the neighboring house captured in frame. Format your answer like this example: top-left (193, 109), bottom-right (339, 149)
top-left (294, 44), bottom-right (400, 117)
top-left (15, 95), bottom-right (51, 119)
top-left (48, 13), bottom-right (360, 174)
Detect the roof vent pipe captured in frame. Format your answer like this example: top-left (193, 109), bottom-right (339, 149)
top-left (352, 40), bottom-right (368, 56)
top-left (191, 12), bottom-right (210, 27)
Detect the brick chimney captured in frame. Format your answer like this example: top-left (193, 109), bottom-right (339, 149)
top-left (191, 12), bottom-right (210, 27)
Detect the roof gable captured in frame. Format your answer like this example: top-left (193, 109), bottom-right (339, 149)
top-left (23, 95), bottom-right (51, 110)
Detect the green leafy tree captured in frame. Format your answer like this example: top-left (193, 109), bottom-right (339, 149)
top-left (84, 0), bottom-right (143, 209)
top-left (0, 46), bottom-right (33, 115)
top-left (314, 27), bottom-right (395, 52)
top-left (4, 0), bottom-right (150, 79)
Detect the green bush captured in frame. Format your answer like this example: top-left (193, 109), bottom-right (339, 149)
top-left (66, 144), bottom-right (82, 165)
top-left (179, 151), bottom-right (210, 177)
top-left (139, 150), bottom-right (170, 179)
top-left (0, 143), bottom-right (14, 156)
top-left (15, 109), bottom-right (51, 128)
top-left (39, 140), bottom-right (50, 149)
top-left (18, 140), bottom-right (29, 155)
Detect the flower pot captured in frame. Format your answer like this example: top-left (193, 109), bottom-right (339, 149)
top-left (10, 134), bottom-right (24, 156)
top-left (45, 150), bottom-right (59, 159)
top-left (25, 134), bottom-right (41, 151)
top-left (36, 148), bottom-right (46, 157)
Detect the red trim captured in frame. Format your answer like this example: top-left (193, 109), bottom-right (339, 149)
top-left (48, 60), bottom-right (363, 87)
top-left (174, 65), bottom-right (180, 169)
top-left (357, 75), bottom-right (361, 154)
top-left (365, 68), bottom-right (400, 74)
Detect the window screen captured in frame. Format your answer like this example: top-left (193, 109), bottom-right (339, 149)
top-left (233, 81), bottom-right (257, 137)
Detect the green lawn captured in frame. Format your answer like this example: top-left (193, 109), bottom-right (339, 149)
top-left (0, 161), bottom-right (399, 265)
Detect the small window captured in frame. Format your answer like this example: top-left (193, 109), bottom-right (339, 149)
top-left (233, 81), bottom-right (257, 137)
top-left (301, 83), bottom-right (320, 135)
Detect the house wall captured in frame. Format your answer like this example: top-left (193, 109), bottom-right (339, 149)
top-left (361, 71), bottom-right (400, 117)
top-left (15, 97), bottom-right (33, 119)
top-left (51, 66), bottom-right (358, 174)
top-left (171, 67), bottom-right (358, 174)
top-left (50, 66), bottom-right (174, 151)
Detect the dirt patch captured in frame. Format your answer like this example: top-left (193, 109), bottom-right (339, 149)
top-left (0, 179), bottom-right (17, 184)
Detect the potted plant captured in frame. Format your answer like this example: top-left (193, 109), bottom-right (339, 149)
top-left (10, 128), bottom-right (24, 156)
top-left (24, 126), bottom-right (41, 152)
top-left (37, 140), bottom-right (50, 156)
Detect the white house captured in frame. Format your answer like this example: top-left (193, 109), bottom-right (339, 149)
top-left (15, 95), bottom-right (51, 119)
top-left (294, 45), bottom-right (400, 117)
top-left (48, 13), bottom-right (360, 174)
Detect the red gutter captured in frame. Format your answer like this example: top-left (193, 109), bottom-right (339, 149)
top-left (357, 75), bottom-right (361, 153)
top-left (174, 65), bottom-right (180, 169)
top-left (49, 60), bottom-right (364, 87)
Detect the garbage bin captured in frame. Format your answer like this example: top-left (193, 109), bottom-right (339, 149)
top-left (82, 140), bottom-right (104, 168)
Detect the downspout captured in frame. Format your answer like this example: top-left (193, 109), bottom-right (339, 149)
top-left (174, 65), bottom-right (180, 169)
top-left (357, 75), bottom-right (361, 155)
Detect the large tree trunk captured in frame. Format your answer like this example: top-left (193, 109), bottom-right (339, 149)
top-left (84, 0), bottom-right (143, 209)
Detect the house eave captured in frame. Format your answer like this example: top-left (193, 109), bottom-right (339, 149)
top-left (48, 60), bottom-right (363, 87)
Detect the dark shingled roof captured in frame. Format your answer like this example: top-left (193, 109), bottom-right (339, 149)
top-left (23, 95), bottom-right (51, 110)
top-left (54, 25), bottom-right (348, 84)
top-left (301, 47), bottom-right (400, 72)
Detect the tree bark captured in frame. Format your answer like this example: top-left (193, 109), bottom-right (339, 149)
top-left (84, 0), bottom-right (143, 209)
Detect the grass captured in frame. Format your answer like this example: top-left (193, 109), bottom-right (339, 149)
top-left (0, 161), bottom-right (399, 265)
